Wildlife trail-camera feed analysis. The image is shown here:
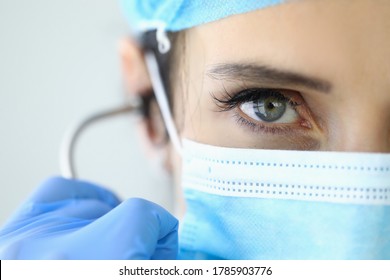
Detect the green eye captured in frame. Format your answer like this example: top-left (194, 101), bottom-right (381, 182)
top-left (239, 91), bottom-right (299, 124)
top-left (253, 96), bottom-right (287, 122)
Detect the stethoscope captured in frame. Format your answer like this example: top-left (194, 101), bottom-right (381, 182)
top-left (59, 31), bottom-right (182, 179)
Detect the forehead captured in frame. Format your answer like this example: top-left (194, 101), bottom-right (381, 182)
top-left (186, 0), bottom-right (390, 86)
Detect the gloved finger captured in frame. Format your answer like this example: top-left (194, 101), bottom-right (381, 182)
top-left (27, 177), bottom-right (120, 208)
top-left (150, 223), bottom-right (178, 260)
top-left (1, 199), bottom-right (114, 235)
top-left (45, 199), bottom-right (116, 219)
top-left (61, 198), bottom-right (178, 259)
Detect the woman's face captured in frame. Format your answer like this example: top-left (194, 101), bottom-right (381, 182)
top-left (173, 0), bottom-right (390, 152)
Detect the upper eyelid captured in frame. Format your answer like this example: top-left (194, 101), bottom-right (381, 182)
top-left (211, 87), bottom-right (300, 111)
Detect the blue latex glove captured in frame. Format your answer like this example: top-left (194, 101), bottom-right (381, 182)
top-left (0, 177), bottom-right (178, 259)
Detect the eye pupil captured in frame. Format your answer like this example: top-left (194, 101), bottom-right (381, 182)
top-left (253, 96), bottom-right (287, 122)
top-left (266, 101), bottom-right (275, 110)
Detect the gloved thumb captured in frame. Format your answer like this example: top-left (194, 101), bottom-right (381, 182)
top-left (58, 198), bottom-right (179, 259)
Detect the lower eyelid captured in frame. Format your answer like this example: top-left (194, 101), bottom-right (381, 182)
top-left (233, 112), bottom-right (321, 150)
top-left (233, 112), bottom-right (296, 134)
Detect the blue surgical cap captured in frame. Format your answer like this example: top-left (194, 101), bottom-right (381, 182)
top-left (121, 0), bottom-right (285, 33)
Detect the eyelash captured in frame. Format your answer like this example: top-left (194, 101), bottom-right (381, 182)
top-left (212, 88), bottom-right (306, 134)
top-left (213, 88), bottom-right (300, 110)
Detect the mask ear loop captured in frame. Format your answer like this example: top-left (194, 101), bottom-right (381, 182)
top-left (143, 34), bottom-right (183, 156)
top-left (144, 51), bottom-right (182, 156)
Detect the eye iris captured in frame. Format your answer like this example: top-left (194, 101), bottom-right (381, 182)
top-left (253, 96), bottom-right (287, 122)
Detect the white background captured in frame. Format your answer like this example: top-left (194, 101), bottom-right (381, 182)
top-left (0, 0), bottom-right (172, 226)
top-left (3, 260), bottom-right (390, 280)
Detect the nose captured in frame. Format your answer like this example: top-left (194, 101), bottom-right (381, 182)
top-left (326, 105), bottom-right (390, 153)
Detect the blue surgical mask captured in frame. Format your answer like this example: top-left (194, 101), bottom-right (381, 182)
top-left (178, 139), bottom-right (390, 260)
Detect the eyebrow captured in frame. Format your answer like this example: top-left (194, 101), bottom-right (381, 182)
top-left (206, 63), bottom-right (332, 93)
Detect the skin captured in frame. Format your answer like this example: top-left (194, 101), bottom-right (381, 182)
top-left (120, 0), bottom-right (390, 216)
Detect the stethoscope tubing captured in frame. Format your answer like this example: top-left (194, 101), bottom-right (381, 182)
top-left (59, 100), bottom-right (140, 179)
